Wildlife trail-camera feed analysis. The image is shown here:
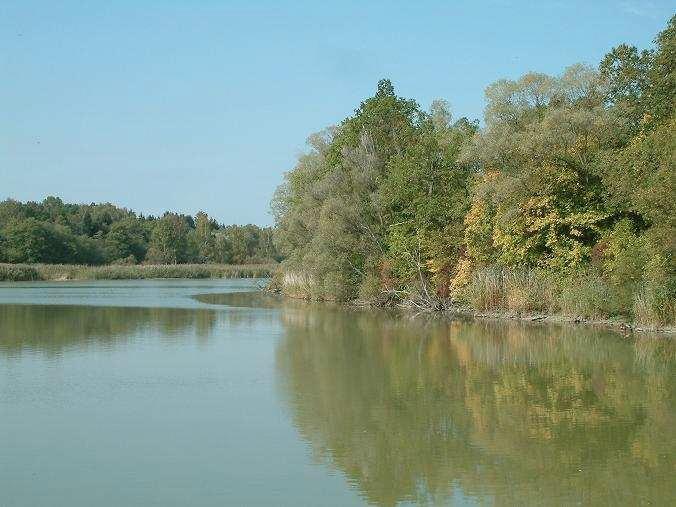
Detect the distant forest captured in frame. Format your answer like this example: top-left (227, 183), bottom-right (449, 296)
top-left (0, 197), bottom-right (279, 265)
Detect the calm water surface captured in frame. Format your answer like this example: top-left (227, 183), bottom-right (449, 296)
top-left (0, 279), bottom-right (674, 506)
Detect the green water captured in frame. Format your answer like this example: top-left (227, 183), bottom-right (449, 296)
top-left (0, 280), bottom-right (674, 506)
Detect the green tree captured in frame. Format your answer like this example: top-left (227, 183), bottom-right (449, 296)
top-left (104, 217), bottom-right (148, 263)
top-left (274, 80), bottom-right (435, 300)
top-left (146, 213), bottom-right (190, 264)
top-left (1, 219), bottom-right (76, 263)
top-left (460, 64), bottom-right (616, 271)
top-left (191, 211), bottom-right (217, 262)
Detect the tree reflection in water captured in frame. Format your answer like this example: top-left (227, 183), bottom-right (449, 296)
top-left (1, 297), bottom-right (672, 505)
top-left (0, 303), bottom-right (278, 356)
top-left (275, 308), bottom-right (675, 506)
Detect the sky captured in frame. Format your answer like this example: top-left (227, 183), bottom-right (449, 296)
top-left (1, 1), bottom-right (673, 225)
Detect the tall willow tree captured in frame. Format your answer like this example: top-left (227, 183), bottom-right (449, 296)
top-left (458, 65), bottom-right (618, 272)
top-left (273, 80), bottom-right (475, 301)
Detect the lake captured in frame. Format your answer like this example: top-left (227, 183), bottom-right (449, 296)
top-left (1, 279), bottom-right (674, 506)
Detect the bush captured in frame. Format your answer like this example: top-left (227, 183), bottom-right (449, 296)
top-left (279, 271), bottom-right (315, 299)
top-left (600, 220), bottom-right (648, 312)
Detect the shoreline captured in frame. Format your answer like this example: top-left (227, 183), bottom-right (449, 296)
top-left (273, 290), bottom-right (675, 336)
top-left (3, 268), bottom-right (673, 336)
top-left (441, 306), bottom-right (676, 336)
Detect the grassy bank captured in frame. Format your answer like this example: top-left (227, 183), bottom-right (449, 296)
top-left (457, 266), bottom-right (674, 332)
top-left (273, 266), bottom-right (674, 333)
top-left (0, 263), bottom-right (275, 282)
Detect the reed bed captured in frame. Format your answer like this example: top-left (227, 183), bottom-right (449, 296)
top-left (462, 266), bottom-right (557, 313)
top-left (0, 263), bottom-right (276, 282)
top-left (460, 265), bottom-right (675, 328)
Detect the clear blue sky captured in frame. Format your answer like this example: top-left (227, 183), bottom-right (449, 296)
top-left (2, 1), bottom-right (673, 225)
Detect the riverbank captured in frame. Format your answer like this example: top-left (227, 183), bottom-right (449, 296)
top-left (443, 306), bottom-right (676, 336)
top-left (358, 297), bottom-right (676, 336)
top-left (272, 268), bottom-right (675, 335)
top-left (0, 263), bottom-right (275, 282)
top-left (270, 286), bottom-right (675, 336)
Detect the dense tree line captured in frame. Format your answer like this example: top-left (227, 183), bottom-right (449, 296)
top-left (272, 16), bottom-right (675, 325)
top-left (0, 197), bottom-right (279, 265)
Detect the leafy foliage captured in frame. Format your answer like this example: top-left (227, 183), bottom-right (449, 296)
top-left (273, 17), bottom-right (675, 325)
top-left (273, 79), bottom-right (476, 301)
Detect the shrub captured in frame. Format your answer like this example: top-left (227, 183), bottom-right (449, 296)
top-left (600, 220), bottom-right (649, 312)
top-left (280, 271), bottom-right (316, 299)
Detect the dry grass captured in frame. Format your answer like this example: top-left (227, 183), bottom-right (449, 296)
top-left (279, 271), bottom-right (316, 299)
top-left (558, 274), bottom-right (617, 319)
top-left (0, 264), bottom-right (41, 281)
top-left (463, 267), bottom-right (556, 313)
top-left (0, 263), bottom-right (276, 282)
top-left (459, 264), bottom-right (676, 327)
top-left (633, 287), bottom-right (676, 327)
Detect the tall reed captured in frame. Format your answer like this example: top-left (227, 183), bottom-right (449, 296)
top-left (0, 263), bottom-right (275, 282)
top-left (462, 266), bottom-right (555, 313)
